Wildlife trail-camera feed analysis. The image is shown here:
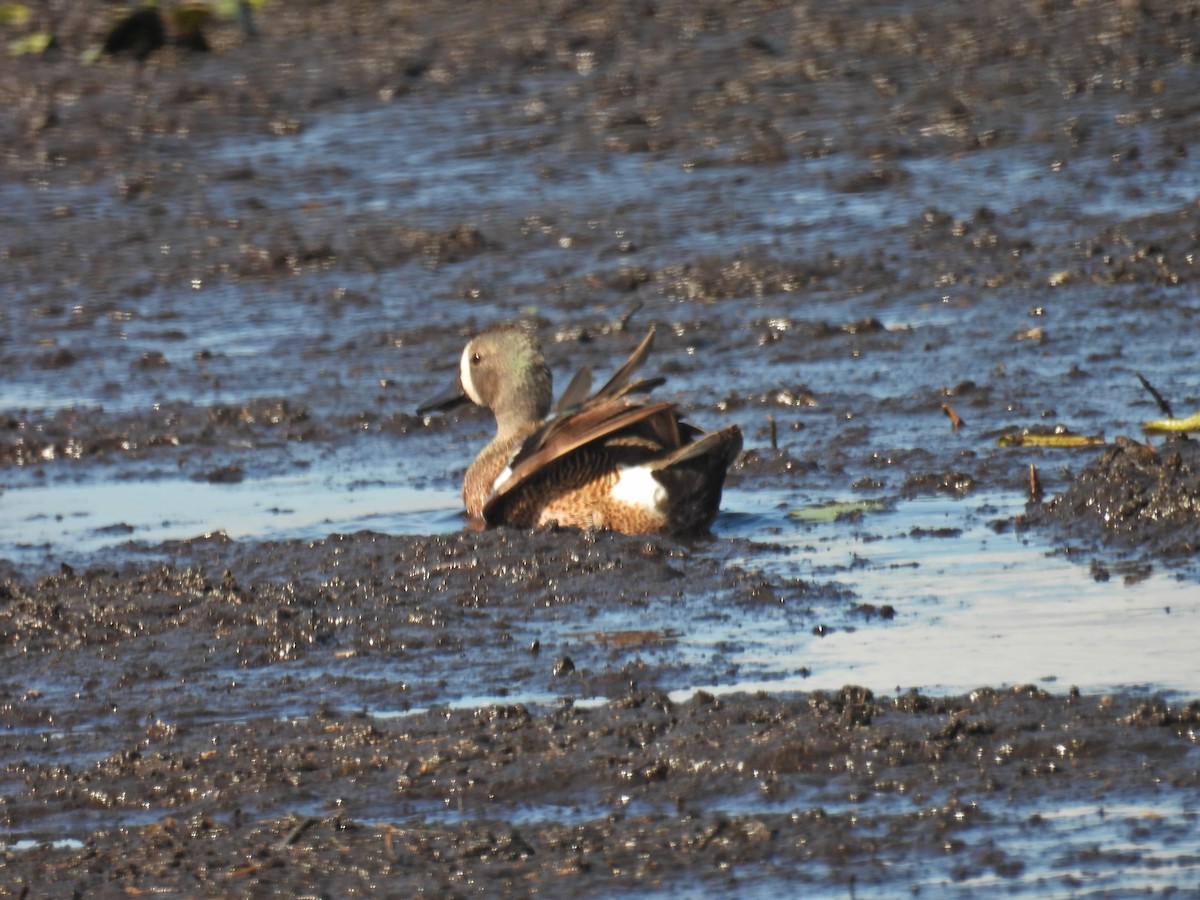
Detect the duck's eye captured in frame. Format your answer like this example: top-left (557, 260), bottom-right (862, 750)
top-left (470, 352), bottom-right (481, 366)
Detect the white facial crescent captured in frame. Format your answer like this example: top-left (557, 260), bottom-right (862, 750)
top-left (460, 344), bottom-right (483, 405)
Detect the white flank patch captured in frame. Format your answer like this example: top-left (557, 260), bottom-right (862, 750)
top-left (610, 464), bottom-right (666, 512)
top-left (492, 465), bottom-right (513, 494)
top-left (460, 344), bottom-right (482, 405)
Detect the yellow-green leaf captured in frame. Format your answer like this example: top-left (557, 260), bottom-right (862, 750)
top-left (170, 4), bottom-right (213, 32)
top-left (7, 29), bottom-right (50, 55)
top-left (1142, 410), bottom-right (1200, 433)
top-left (997, 433), bottom-right (1105, 448)
top-left (0, 3), bottom-right (31, 26)
top-left (213, 0), bottom-right (271, 19)
top-left (788, 499), bottom-right (886, 523)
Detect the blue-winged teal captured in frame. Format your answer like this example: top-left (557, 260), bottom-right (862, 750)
top-left (417, 324), bottom-right (742, 535)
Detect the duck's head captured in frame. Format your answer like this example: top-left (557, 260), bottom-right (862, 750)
top-left (417, 323), bottom-right (553, 436)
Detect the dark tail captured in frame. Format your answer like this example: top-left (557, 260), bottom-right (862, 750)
top-left (652, 425), bottom-right (743, 535)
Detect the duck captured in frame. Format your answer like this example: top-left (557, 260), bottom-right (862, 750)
top-left (417, 323), bottom-right (742, 535)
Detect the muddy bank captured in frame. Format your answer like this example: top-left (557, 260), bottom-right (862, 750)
top-left (3, 684), bottom-right (1198, 897)
top-left (0, 526), bottom-right (844, 733)
top-left (3, 527), bottom-right (1199, 895)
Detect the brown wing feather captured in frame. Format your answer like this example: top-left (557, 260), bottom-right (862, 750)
top-left (607, 375), bottom-right (665, 401)
top-left (557, 335), bottom-right (660, 414)
top-left (483, 400), bottom-right (677, 515)
top-left (554, 366), bottom-right (593, 413)
top-left (637, 401), bottom-right (683, 449)
top-left (592, 328), bottom-right (655, 400)
top-left (650, 424), bottom-right (742, 470)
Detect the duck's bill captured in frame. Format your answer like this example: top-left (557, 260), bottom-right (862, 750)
top-left (416, 381), bottom-right (470, 416)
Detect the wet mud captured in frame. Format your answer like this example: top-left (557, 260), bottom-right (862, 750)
top-left (5, 677), bottom-right (1199, 896)
top-left (1028, 434), bottom-right (1200, 563)
top-left (3, 0), bottom-right (1200, 895)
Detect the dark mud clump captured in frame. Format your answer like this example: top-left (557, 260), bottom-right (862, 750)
top-left (1027, 436), bottom-right (1200, 562)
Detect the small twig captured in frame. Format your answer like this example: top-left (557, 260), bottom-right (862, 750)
top-left (767, 414), bottom-right (777, 450)
top-left (281, 816), bottom-right (319, 848)
top-left (941, 403), bottom-right (965, 430)
top-left (237, 0), bottom-right (259, 39)
top-left (381, 824), bottom-right (401, 859)
top-left (616, 300), bottom-right (644, 332)
top-left (1028, 463), bottom-right (1042, 500)
top-left (1136, 372), bottom-right (1174, 419)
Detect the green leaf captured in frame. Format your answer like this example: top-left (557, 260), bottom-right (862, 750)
top-left (7, 29), bottom-right (51, 56)
top-left (787, 499), bottom-right (886, 523)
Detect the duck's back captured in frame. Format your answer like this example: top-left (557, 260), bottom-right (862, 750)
top-left (481, 400), bottom-right (741, 535)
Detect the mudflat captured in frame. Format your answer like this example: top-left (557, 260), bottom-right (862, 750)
top-left (2, 1), bottom-right (1199, 895)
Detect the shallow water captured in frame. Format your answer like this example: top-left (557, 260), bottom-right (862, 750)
top-left (7, 470), bottom-right (1196, 702)
top-left (3, 452), bottom-right (461, 563)
top-left (723, 800), bottom-right (1200, 900)
top-left (717, 491), bottom-right (1200, 698)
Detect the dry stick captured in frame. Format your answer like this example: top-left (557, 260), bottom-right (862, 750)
top-left (281, 816), bottom-right (320, 848)
top-left (1136, 372), bottom-right (1174, 419)
top-left (941, 403), bottom-right (965, 430)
